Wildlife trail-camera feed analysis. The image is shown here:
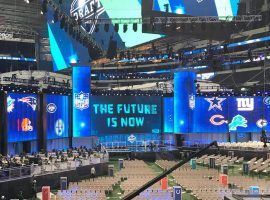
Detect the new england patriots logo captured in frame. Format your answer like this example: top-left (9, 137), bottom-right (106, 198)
top-left (74, 91), bottom-right (89, 111)
top-left (229, 115), bottom-right (247, 131)
top-left (18, 96), bottom-right (37, 111)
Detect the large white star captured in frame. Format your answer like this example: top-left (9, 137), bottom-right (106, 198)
top-left (204, 97), bottom-right (226, 111)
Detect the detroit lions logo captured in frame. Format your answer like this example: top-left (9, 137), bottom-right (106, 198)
top-left (229, 115), bottom-right (247, 131)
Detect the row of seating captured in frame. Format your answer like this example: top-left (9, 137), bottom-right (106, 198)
top-left (218, 141), bottom-right (268, 150)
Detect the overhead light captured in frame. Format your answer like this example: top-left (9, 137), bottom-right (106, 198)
top-left (104, 23), bottom-right (109, 32)
top-left (114, 23), bottom-right (119, 32)
top-left (123, 24), bottom-right (128, 33)
top-left (133, 23), bottom-right (137, 32)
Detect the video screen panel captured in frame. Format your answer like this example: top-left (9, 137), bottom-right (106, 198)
top-left (153, 0), bottom-right (239, 17)
top-left (48, 0), bottom-right (162, 71)
top-left (163, 97), bottom-right (174, 133)
top-left (192, 96), bottom-right (230, 133)
top-left (72, 67), bottom-right (91, 137)
top-left (7, 93), bottom-right (38, 142)
top-left (193, 96), bottom-right (268, 133)
top-left (90, 96), bottom-right (162, 135)
top-left (46, 95), bottom-right (69, 139)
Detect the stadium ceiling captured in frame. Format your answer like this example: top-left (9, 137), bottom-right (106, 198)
top-left (0, 0), bottom-right (46, 42)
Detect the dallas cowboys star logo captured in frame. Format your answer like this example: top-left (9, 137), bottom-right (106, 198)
top-left (204, 97), bottom-right (226, 111)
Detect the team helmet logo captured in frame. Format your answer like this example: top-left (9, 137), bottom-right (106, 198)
top-left (209, 115), bottom-right (228, 126)
top-left (229, 115), bottom-right (247, 131)
top-left (205, 97), bottom-right (226, 111)
top-left (7, 96), bottom-right (15, 113)
top-left (189, 94), bottom-right (195, 110)
top-left (55, 119), bottom-right (65, 136)
top-left (18, 96), bottom-right (37, 111)
top-left (70, 0), bottom-right (105, 34)
top-left (74, 91), bottom-right (89, 110)
top-left (263, 97), bottom-right (270, 106)
top-left (236, 98), bottom-right (254, 111)
top-left (21, 118), bottom-right (33, 132)
top-left (128, 134), bottom-right (136, 144)
top-left (47, 103), bottom-right (57, 113)
top-left (256, 119), bottom-right (268, 128)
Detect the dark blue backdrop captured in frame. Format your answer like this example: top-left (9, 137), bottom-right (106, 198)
top-left (7, 93), bottom-right (38, 142)
top-left (90, 96), bottom-right (162, 135)
top-left (46, 95), bottom-right (69, 139)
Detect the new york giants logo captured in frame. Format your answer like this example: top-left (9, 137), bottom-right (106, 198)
top-left (236, 98), bottom-right (254, 111)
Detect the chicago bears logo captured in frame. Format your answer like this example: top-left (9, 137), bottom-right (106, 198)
top-left (209, 115), bottom-right (228, 126)
top-left (74, 91), bottom-right (89, 110)
top-left (47, 103), bottom-right (57, 113)
top-left (229, 115), bottom-right (247, 131)
top-left (70, 0), bottom-right (105, 34)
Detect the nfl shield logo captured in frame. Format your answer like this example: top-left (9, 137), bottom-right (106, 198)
top-left (189, 94), bottom-right (195, 110)
top-left (74, 91), bottom-right (89, 111)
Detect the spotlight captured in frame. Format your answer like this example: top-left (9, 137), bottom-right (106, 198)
top-left (133, 23), bottom-right (137, 32)
top-left (60, 15), bottom-right (66, 29)
top-left (53, 8), bottom-right (59, 23)
top-left (85, 23), bottom-right (91, 32)
top-left (114, 23), bottom-right (119, 32)
top-left (104, 23), bottom-right (109, 32)
top-left (95, 24), bottom-right (100, 32)
top-left (41, 0), bottom-right (48, 14)
top-left (123, 24), bottom-right (128, 33)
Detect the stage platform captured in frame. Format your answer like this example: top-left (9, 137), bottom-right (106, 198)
top-left (109, 149), bottom-right (180, 162)
top-left (0, 162), bottom-right (108, 199)
top-left (180, 146), bottom-right (270, 160)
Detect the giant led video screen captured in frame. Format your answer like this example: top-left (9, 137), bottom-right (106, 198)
top-left (48, 0), bottom-right (162, 71)
top-left (72, 67), bottom-right (91, 138)
top-left (192, 96), bottom-right (270, 133)
top-left (46, 95), bottom-right (69, 139)
top-left (153, 0), bottom-right (239, 17)
top-left (90, 96), bottom-right (162, 135)
top-left (7, 93), bottom-right (38, 142)
top-left (163, 97), bottom-right (174, 133)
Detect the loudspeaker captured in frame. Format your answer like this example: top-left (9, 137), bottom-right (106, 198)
top-left (175, 134), bottom-right (184, 147)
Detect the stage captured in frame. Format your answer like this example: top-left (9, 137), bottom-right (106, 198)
top-left (0, 162), bottom-right (109, 199)
top-left (180, 146), bottom-right (270, 160)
